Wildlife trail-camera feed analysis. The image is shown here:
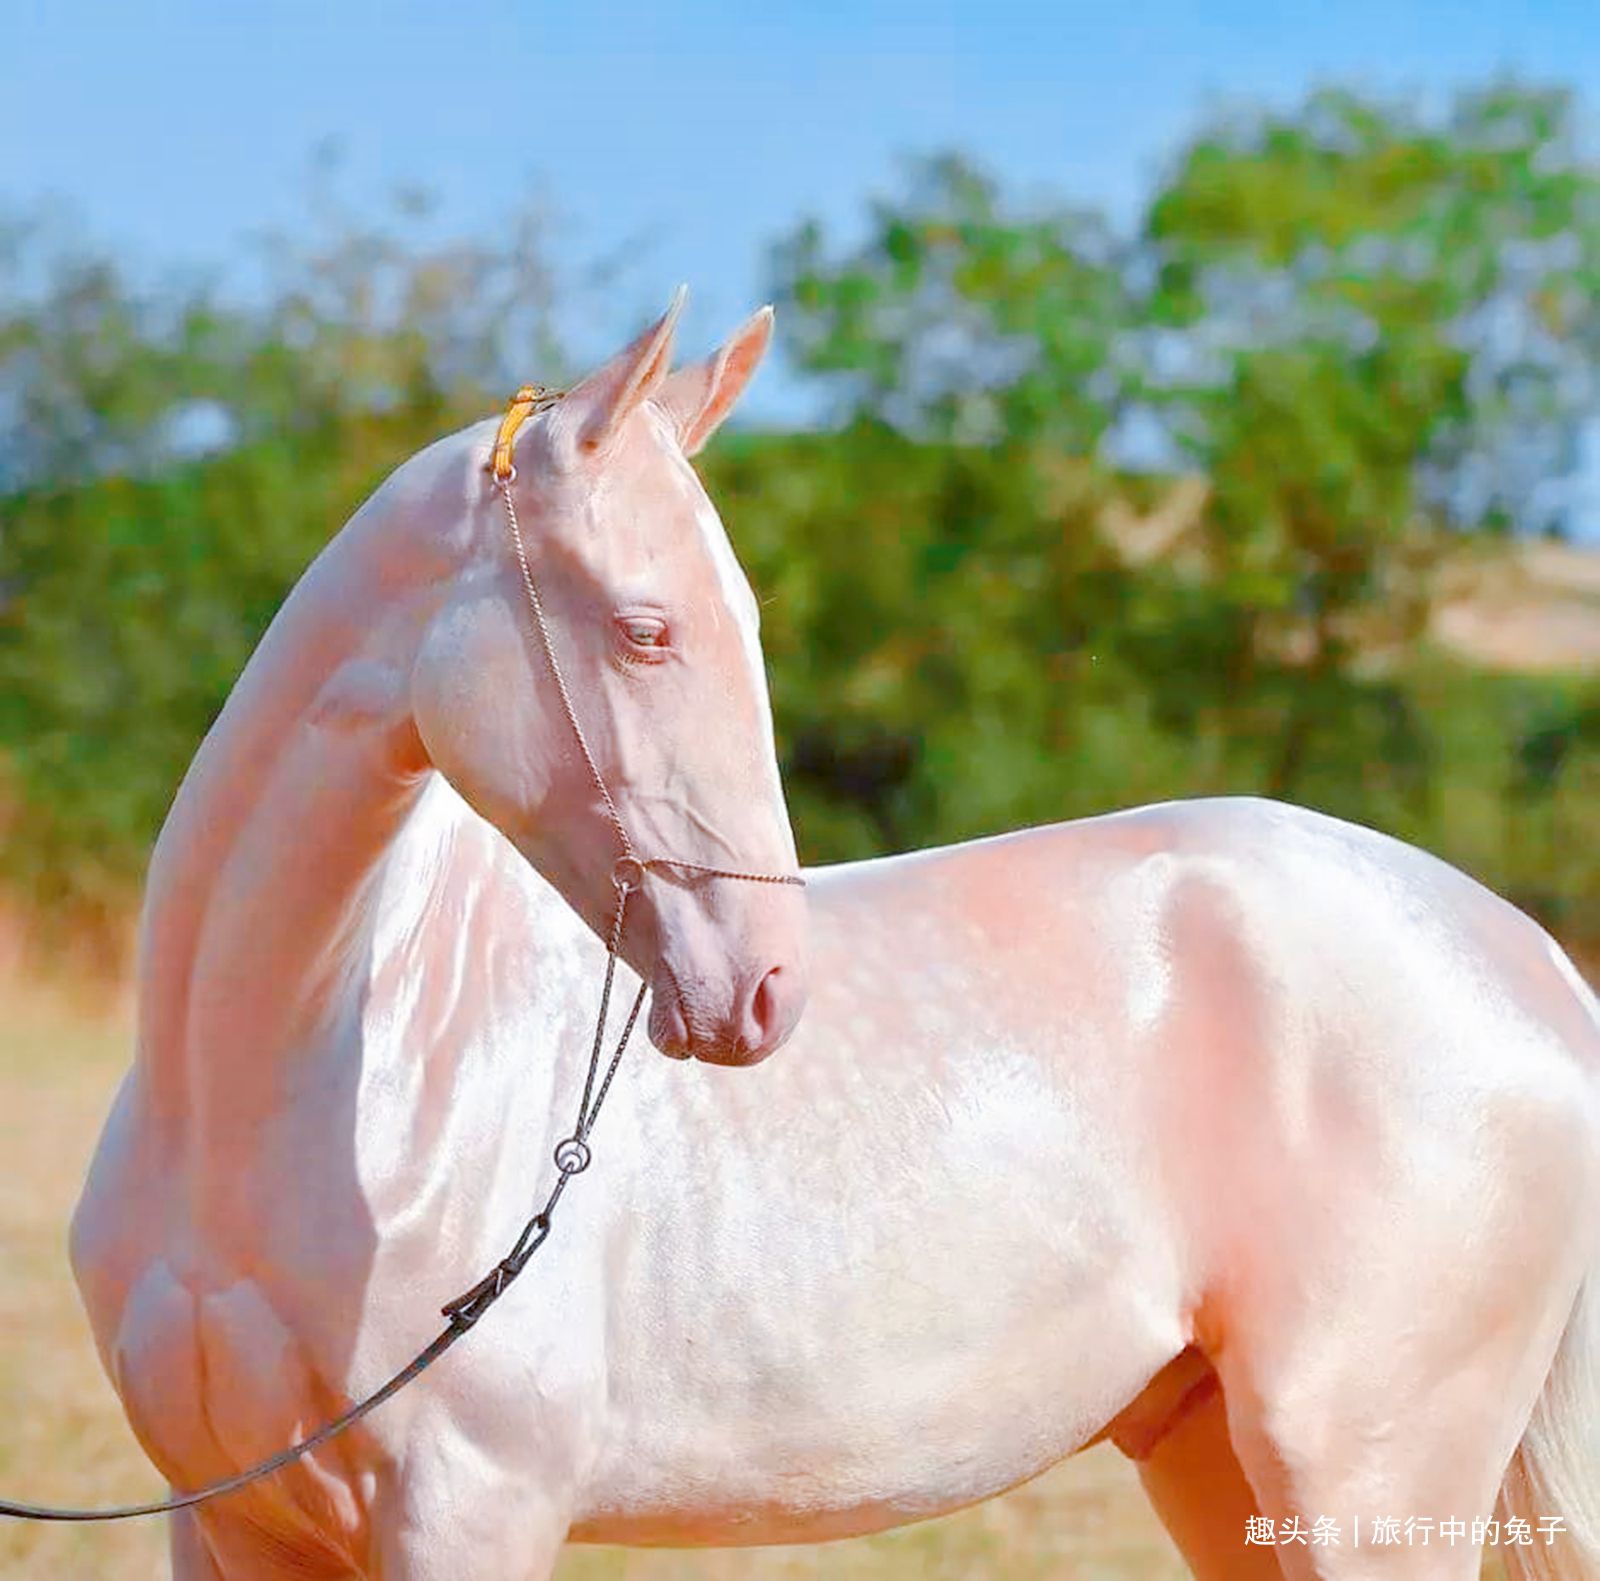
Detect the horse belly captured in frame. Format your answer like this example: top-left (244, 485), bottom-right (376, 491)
top-left (570, 1177), bottom-right (1183, 1545)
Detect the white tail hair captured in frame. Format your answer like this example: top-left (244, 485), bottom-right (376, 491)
top-left (1502, 950), bottom-right (1600, 1581)
top-left (1499, 1259), bottom-right (1600, 1581)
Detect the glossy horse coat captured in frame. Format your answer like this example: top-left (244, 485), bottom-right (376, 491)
top-left (70, 298), bottom-right (1600, 1580)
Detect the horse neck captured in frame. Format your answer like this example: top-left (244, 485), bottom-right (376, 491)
top-left (135, 440), bottom-right (474, 1128)
top-left (359, 773), bottom-right (614, 1188)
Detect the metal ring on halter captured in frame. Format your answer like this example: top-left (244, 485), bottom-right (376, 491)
top-left (612, 855), bottom-right (647, 894)
top-left (554, 1138), bottom-right (592, 1176)
top-left (500, 466), bottom-right (517, 485)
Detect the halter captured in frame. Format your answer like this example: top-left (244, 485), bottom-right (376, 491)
top-left (0, 385), bottom-right (804, 1524)
top-left (490, 385), bottom-right (806, 897)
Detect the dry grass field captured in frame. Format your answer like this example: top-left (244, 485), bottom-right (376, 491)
top-left (0, 979), bottom-right (1514, 1579)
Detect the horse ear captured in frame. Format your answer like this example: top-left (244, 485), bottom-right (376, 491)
top-left (562, 287), bottom-right (687, 457)
top-left (657, 306), bottom-right (774, 458)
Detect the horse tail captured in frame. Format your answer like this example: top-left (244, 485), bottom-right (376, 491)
top-left (1500, 1262), bottom-right (1600, 1581)
top-left (1500, 957), bottom-right (1600, 1581)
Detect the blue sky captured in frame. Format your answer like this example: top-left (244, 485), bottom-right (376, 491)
top-left (6, 0), bottom-right (1600, 447)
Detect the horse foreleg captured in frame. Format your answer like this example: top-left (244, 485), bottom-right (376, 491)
top-left (170, 1509), bottom-right (226, 1581)
top-left (375, 1461), bottom-right (573, 1581)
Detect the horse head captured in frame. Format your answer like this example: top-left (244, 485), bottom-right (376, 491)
top-left (411, 291), bottom-right (807, 1065)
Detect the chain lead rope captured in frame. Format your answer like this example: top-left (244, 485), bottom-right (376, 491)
top-left (0, 383), bottom-right (802, 1523)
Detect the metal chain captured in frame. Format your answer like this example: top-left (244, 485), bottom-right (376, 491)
top-left (0, 383), bottom-right (804, 1525)
top-left (500, 468), bottom-right (637, 865)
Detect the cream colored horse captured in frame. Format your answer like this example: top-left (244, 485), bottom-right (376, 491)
top-left (68, 295), bottom-right (1599, 1581)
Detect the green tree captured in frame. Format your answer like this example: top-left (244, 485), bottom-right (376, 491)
top-left (758, 74), bottom-right (1600, 943)
top-left (775, 153), bottom-right (1135, 454)
top-left (1145, 81), bottom-right (1600, 538)
top-left (1129, 78), bottom-right (1600, 825)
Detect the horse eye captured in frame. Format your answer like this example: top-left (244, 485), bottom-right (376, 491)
top-left (619, 618), bottom-right (668, 650)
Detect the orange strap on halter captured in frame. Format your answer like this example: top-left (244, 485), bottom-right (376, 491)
top-left (490, 384), bottom-right (564, 485)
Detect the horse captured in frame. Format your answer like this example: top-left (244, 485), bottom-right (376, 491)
top-left (66, 292), bottom-right (1599, 1581)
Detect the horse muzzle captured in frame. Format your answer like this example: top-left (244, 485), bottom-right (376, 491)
top-left (648, 960), bottom-right (807, 1065)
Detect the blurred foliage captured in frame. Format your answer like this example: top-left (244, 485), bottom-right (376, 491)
top-left (2, 76), bottom-right (1599, 964)
top-left (0, 170), bottom-right (564, 921)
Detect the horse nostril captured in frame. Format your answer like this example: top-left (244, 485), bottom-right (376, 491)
top-left (742, 965), bottom-right (800, 1056)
